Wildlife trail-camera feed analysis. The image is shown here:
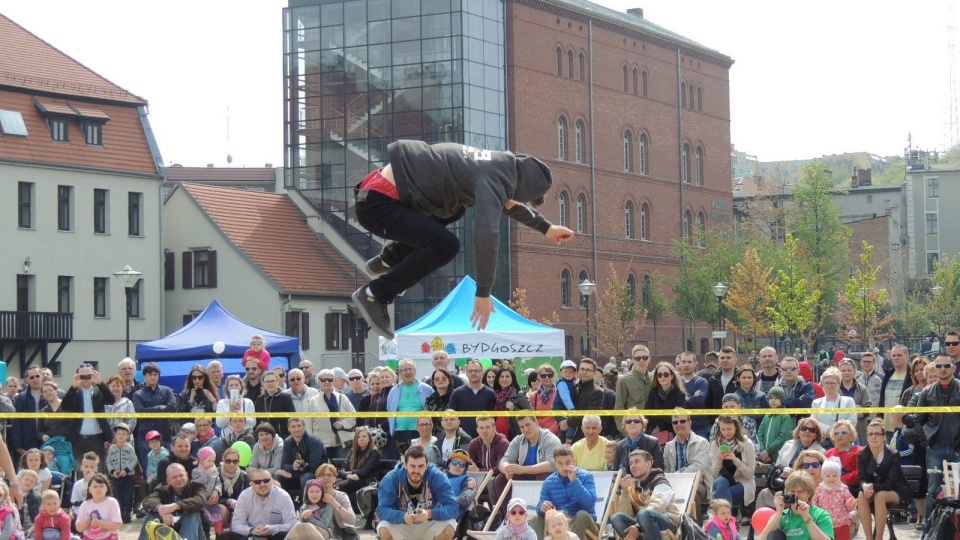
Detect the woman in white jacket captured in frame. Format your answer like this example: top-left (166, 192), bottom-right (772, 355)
top-left (216, 375), bottom-right (256, 429)
top-left (308, 369), bottom-right (357, 459)
top-left (810, 367), bottom-right (857, 450)
top-left (710, 414), bottom-right (757, 510)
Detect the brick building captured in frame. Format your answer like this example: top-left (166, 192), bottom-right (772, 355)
top-left (283, 0), bottom-right (733, 357)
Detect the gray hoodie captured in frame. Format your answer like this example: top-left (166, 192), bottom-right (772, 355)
top-left (388, 140), bottom-right (554, 296)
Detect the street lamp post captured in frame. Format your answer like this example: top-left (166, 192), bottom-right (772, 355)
top-left (113, 265), bottom-right (143, 357)
top-left (578, 279), bottom-right (596, 357)
top-left (713, 282), bottom-right (728, 349)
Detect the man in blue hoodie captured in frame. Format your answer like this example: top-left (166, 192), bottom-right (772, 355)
top-left (377, 444), bottom-right (459, 540)
top-left (351, 140), bottom-right (574, 339)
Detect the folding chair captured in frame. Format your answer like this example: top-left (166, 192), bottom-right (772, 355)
top-left (944, 460), bottom-right (960, 499)
top-left (588, 469), bottom-right (623, 540)
top-left (467, 479), bottom-right (512, 540)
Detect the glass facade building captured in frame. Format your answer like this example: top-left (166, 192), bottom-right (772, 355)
top-left (283, 0), bottom-right (507, 327)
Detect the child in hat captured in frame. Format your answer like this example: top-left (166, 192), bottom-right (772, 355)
top-left (192, 447), bottom-right (224, 533)
top-left (812, 456), bottom-right (857, 540)
top-left (105, 422), bottom-right (137, 523)
top-left (496, 498), bottom-right (536, 540)
top-left (552, 360), bottom-right (579, 444)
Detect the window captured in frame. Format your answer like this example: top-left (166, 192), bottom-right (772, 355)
top-left (556, 48), bottom-right (563, 76)
top-left (578, 53), bottom-right (585, 81)
top-left (164, 252), bottom-right (175, 291)
top-left (575, 121), bottom-right (583, 163)
top-left (926, 212), bottom-right (939, 235)
top-left (128, 280), bottom-right (142, 318)
top-left (559, 191), bottom-right (569, 228)
top-left (632, 68), bottom-right (638, 95)
top-left (567, 50), bottom-right (573, 78)
top-left (681, 84), bottom-right (687, 109)
top-left (287, 311), bottom-right (311, 350)
top-left (626, 275), bottom-right (636, 305)
top-left (57, 276), bottom-right (73, 314)
top-left (697, 86), bottom-right (703, 111)
top-left (195, 250), bottom-right (213, 288)
top-left (17, 275), bottom-right (33, 311)
top-left (642, 275), bottom-right (652, 308)
top-left (639, 134), bottom-right (648, 174)
top-left (93, 188), bottom-right (108, 234)
top-left (83, 122), bottom-right (103, 146)
top-left (681, 144), bottom-right (690, 183)
top-left (695, 146), bottom-right (703, 185)
top-left (578, 271), bottom-right (589, 308)
top-left (0, 109), bottom-right (28, 137)
top-left (683, 210), bottom-right (692, 238)
top-left (689, 84), bottom-right (695, 109)
top-left (48, 117), bottom-right (68, 142)
top-left (326, 312), bottom-right (349, 350)
top-left (928, 178), bottom-right (939, 198)
top-left (641, 70), bottom-right (648, 97)
top-left (625, 201), bottom-right (634, 239)
top-left (928, 252), bottom-right (940, 274)
top-left (624, 131), bottom-right (633, 171)
top-left (561, 270), bottom-right (570, 307)
top-left (697, 212), bottom-right (706, 247)
top-left (128, 192), bottom-right (143, 236)
top-left (57, 185), bottom-right (73, 231)
top-left (182, 249), bottom-right (218, 289)
top-left (18, 182), bottom-right (33, 229)
top-left (576, 194), bottom-right (585, 233)
top-left (640, 203), bottom-right (649, 240)
top-left (93, 277), bottom-right (108, 318)
top-left (623, 66), bottom-right (629, 92)
top-left (557, 117), bottom-right (566, 160)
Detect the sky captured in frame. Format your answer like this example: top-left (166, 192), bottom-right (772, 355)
top-left (1, 0), bottom-right (956, 166)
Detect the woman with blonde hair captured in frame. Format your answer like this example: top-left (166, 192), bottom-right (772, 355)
top-left (776, 417), bottom-right (825, 470)
top-left (710, 415), bottom-right (756, 509)
top-left (811, 367), bottom-right (856, 449)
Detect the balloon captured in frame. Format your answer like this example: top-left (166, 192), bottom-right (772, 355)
top-left (232, 441), bottom-right (252, 467)
top-left (752, 507), bottom-right (776, 532)
top-left (478, 358), bottom-right (492, 369)
top-left (212, 341), bottom-right (226, 355)
top-left (134, 370), bottom-right (145, 383)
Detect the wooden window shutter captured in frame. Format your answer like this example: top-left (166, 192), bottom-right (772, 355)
top-left (208, 250), bottom-right (218, 288)
top-left (301, 312), bottom-right (310, 350)
top-left (182, 251), bottom-right (193, 289)
top-left (339, 313), bottom-right (348, 351)
top-left (285, 311), bottom-right (296, 337)
top-left (325, 313), bottom-right (336, 350)
top-left (164, 252), bottom-right (175, 290)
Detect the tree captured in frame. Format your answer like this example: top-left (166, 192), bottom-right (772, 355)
top-left (893, 288), bottom-right (933, 338)
top-left (596, 264), bottom-right (646, 359)
top-left (643, 271), bottom-right (670, 354)
top-left (766, 234), bottom-right (821, 348)
top-left (929, 254), bottom-right (960, 334)
top-left (509, 288), bottom-right (560, 327)
top-left (725, 248), bottom-right (774, 347)
top-left (836, 241), bottom-right (896, 348)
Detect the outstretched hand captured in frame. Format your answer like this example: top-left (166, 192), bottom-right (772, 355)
top-left (546, 225), bottom-right (574, 243)
top-left (471, 296), bottom-right (495, 331)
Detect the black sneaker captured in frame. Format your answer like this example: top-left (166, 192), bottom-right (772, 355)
top-left (352, 287), bottom-right (394, 339)
top-left (365, 255), bottom-right (390, 276)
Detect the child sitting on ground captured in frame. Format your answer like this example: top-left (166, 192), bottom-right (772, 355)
top-left (71, 452), bottom-right (100, 517)
top-left (544, 509), bottom-right (578, 540)
top-left (33, 489), bottom-right (72, 540)
top-left (812, 457), bottom-right (857, 540)
top-left (704, 499), bottom-right (742, 540)
top-left (496, 498), bottom-right (536, 540)
top-left (298, 479), bottom-right (333, 539)
top-left (604, 441), bottom-right (618, 471)
top-left (0, 483), bottom-right (19, 539)
top-left (17, 468), bottom-right (40, 537)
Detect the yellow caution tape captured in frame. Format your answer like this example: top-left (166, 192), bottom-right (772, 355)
top-left (3, 406), bottom-right (960, 419)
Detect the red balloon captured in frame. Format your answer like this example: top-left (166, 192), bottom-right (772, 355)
top-left (751, 507), bottom-right (776, 532)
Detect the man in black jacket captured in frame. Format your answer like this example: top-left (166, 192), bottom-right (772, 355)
top-left (61, 363), bottom-right (116, 465)
top-left (153, 435), bottom-right (196, 491)
top-left (560, 358), bottom-right (604, 443)
top-left (351, 140), bottom-right (574, 339)
top-left (137, 463), bottom-right (208, 540)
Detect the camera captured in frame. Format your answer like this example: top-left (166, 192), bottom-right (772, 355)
top-left (783, 493), bottom-right (796, 504)
top-left (80, 374), bottom-right (92, 381)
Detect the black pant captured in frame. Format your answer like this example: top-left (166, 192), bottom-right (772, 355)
top-left (74, 434), bottom-right (107, 471)
top-left (112, 475), bottom-right (134, 517)
top-left (355, 189), bottom-right (461, 302)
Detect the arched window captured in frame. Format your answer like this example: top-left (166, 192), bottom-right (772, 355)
top-left (641, 70), bottom-right (648, 97)
top-left (639, 133), bottom-right (648, 174)
top-left (695, 146), bottom-right (703, 185)
top-left (561, 270), bottom-right (570, 308)
top-left (640, 203), bottom-right (649, 240)
top-left (558, 191), bottom-right (569, 228)
top-left (623, 66), bottom-right (629, 92)
top-left (642, 275), bottom-right (652, 308)
top-left (697, 212), bottom-right (706, 247)
top-left (632, 68), bottom-right (638, 95)
top-left (579, 53), bottom-right (585, 81)
top-left (557, 117), bottom-right (566, 161)
top-left (624, 131), bottom-right (633, 172)
top-left (575, 121), bottom-right (584, 163)
top-left (697, 86), bottom-right (703, 111)
top-left (681, 84), bottom-right (687, 109)
top-left (576, 194), bottom-right (586, 233)
top-left (567, 50), bottom-right (574, 78)
top-left (683, 210), bottom-right (692, 238)
top-left (689, 84), bottom-right (695, 109)
top-left (627, 275), bottom-right (637, 305)
top-left (681, 143), bottom-right (690, 183)
top-left (556, 48), bottom-right (563, 76)
top-left (625, 201), bottom-right (634, 239)
top-left (578, 271), bottom-right (589, 308)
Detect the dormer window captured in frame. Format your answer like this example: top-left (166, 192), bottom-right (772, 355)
top-left (48, 116), bottom-right (69, 142)
top-left (83, 122), bottom-right (103, 146)
top-left (33, 97), bottom-right (109, 146)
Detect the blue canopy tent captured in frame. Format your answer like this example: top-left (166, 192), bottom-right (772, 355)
top-left (135, 300), bottom-right (302, 390)
top-left (394, 276), bottom-right (564, 374)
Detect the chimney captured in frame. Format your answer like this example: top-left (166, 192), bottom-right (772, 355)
top-left (265, 163), bottom-right (273, 168)
top-left (627, 7), bottom-right (643, 18)
top-left (206, 164), bottom-right (214, 168)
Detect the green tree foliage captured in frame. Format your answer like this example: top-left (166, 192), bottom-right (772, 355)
top-left (596, 264), bottom-right (646, 359)
top-left (672, 228), bottom-right (742, 344)
top-left (893, 288), bottom-right (933, 338)
top-left (766, 234), bottom-right (822, 346)
top-left (643, 271), bottom-right (670, 354)
top-left (836, 242), bottom-right (896, 347)
top-left (725, 248), bottom-right (774, 346)
top-left (873, 160), bottom-right (906, 185)
top-left (929, 254), bottom-right (960, 332)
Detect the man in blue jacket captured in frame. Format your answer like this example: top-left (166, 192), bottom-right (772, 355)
top-left (377, 445), bottom-right (458, 540)
top-left (277, 417), bottom-right (327, 492)
top-left (530, 445), bottom-right (597, 540)
top-left (12, 366), bottom-right (43, 457)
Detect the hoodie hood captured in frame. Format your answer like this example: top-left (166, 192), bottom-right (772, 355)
top-left (513, 153), bottom-right (552, 203)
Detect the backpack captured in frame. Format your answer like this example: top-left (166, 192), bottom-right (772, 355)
top-left (926, 498), bottom-right (960, 540)
top-left (681, 513), bottom-right (711, 540)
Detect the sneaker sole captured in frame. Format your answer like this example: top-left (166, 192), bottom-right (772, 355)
top-left (364, 257), bottom-right (389, 276)
top-left (351, 289), bottom-right (395, 340)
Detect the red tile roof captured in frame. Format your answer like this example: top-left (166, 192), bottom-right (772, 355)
top-left (0, 13), bottom-right (145, 105)
top-left (167, 166), bottom-right (277, 183)
top-left (181, 183), bottom-right (358, 297)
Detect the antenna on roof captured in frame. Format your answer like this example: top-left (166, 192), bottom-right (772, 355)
top-left (226, 106), bottom-right (234, 167)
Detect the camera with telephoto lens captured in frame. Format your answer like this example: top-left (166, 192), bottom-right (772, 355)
top-left (783, 493), bottom-right (797, 504)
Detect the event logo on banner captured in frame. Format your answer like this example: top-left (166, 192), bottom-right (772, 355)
top-left (420, 337), bottom-right (546, 355)
top-left (421, 338), bottom-right (456, 355)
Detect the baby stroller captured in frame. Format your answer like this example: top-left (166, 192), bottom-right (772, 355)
top-left (41, 436), bottom-right (75, 505)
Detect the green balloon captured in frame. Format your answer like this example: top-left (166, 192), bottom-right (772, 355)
top-left (478, 358), bottom-right (492, 369)
top-left (232, 441), bottom-right (252, 467)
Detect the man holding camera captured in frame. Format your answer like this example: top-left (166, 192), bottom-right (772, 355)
top-left (377, 445), bottom-right (459, 540)
top-left (530, 445), bottom-right (598, 540)
top-left (277, 417), bottom-right (328, 492)
top-left (61, 363), bottom-right (116, 465)
top-left (610, 449), bottom-right (680, 540)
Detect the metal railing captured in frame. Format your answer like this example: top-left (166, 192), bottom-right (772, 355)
top-left (0, 311), bottom-right (73, 341)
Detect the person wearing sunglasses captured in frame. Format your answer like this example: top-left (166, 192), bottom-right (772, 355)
top-left (61, 362), bottom-right (116, 466)
top-left (614, 345), bottom-right (654, 435)
top-left (12, 366), bottom-right (45, 456)
top-left (344, 369), bottom-right (370, 410)
top-left (856, 419), bottom-right (912, 540)
top-left (824, 419), bottom-right (862, 496)
top-left (216, 447), bottom-right (250, 531)
top-left (776, 418), bottom-right (825, 472)
top-left (221, 467), bottom-right (297, 540)
top-left (307, 369), bottom-right (358, 459)
top-left (497, 497), bottom-right (537, 540)
top-left (613, 409), bottom-right (664, 472)
top-left (775, 357), bottom-right (814, 412)
top-left (530, 364), bottom-right (560, 435)
top-left (645, 362), bottom-right (688, 438)
top-left (759, 470), bottom-right (833, 540)
top-left (442, 449), bottom-right (478, 521)
top-left (254, 371), bottom-right (296, 439)
top-left (942, 330), bottom-right (960, 379)
top-left (609, 448), bottom-right (681, 540)
top-left (241, 357), bottom-right (264, 402)
top-left (132, 362), bottom-right (177, 475)
top-left (177, 365), bottom-right (218, 418)
top-left (663, 408), bottom-right (712, 519)
top-left (283, 368), bottom-right (320, 415)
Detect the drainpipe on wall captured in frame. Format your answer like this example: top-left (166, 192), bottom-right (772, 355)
top-left (588, 20), bottom-right (599, 349)
top-left (677, 47), bottom-right (687, 346)
top-left (281, 293), bottom-right (292, 335)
